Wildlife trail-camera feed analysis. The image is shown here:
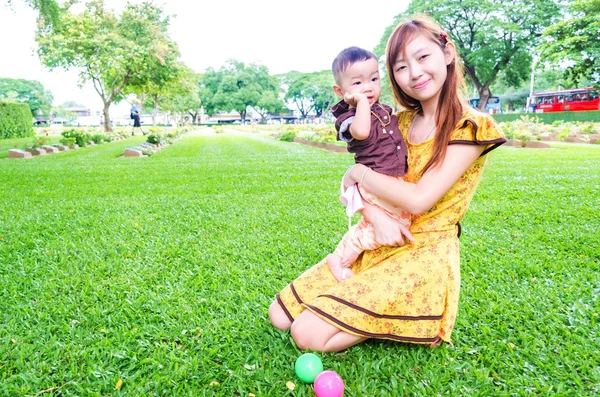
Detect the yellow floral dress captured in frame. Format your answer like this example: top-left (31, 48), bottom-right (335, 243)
top-left (277, 108), bottom-right (506, 345)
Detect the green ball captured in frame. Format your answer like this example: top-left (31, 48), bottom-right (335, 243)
top-left (294, 353), bottom-right (324, 383)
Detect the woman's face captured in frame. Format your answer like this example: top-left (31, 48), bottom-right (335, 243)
top-left (392, 34), bottom-right (454, 108)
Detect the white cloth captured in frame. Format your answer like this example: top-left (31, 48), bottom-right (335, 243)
top-left (339, 176), bottom-right (364, 230)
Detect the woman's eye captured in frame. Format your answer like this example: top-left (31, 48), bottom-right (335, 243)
top-left (420, 54), bottom-right (430, 60)
top-left (396, 66), bottom-right (406, 72)
top-left (353, 82), bottom-right (361, 85)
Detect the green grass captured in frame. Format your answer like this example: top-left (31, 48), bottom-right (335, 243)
top-left (0, 130), bottom-right (598, 396)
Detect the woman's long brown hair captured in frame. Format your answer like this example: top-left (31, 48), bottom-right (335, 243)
top-left (385, 14), bottom-right (467, 174)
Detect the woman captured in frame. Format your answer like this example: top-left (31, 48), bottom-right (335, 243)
top-left (268, 15), bottom-right (506, 352)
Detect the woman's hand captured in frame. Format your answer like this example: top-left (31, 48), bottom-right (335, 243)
top-left (361, 201), bottom-right (414, 246)
top-left (342, 164), bottom-right (367, 191)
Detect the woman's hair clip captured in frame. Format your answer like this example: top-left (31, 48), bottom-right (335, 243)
top-left (440, 32), bottom-right (448, 42)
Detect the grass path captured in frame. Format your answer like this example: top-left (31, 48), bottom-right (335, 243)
top-left (0, 130), bottom-right (598, 395)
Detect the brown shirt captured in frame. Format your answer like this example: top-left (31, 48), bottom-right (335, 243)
top-left (332, 100), bottom-right (408, 177)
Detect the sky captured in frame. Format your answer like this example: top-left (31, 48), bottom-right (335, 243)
top-left (0, 0), bottom-right (410, 115)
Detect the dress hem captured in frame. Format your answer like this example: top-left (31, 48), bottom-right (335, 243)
top-left (304, 303), bottom-right (442, 345)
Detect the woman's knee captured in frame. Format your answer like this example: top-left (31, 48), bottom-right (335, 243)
top-left (268, 300), bottom-right (292, 331)
top-left (290, 320), bottom-right (314, 350)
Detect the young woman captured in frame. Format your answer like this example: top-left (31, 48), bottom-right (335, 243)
top-left (268, 14), bottom-right (506, 352)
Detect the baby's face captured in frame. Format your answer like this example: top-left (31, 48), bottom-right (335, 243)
top-left (337, 58), bottom-right (381, 105)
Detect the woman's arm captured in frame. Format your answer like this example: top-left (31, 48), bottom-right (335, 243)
top-left (360, 200), bottom-right (414, 246)
top-left (346, 144), bottom-right (486, 215)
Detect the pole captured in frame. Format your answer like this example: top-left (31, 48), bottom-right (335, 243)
top-left (526, 55), bottom-right (538, 113)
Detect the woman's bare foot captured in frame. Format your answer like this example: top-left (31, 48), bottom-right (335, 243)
top-left (326, 254), bottom-right (355, 281)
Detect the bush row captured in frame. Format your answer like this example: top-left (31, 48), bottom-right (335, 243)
top-left (0, 102), bottom-right (34, 139)
top-left (499, 115), bottom-right (600, 144)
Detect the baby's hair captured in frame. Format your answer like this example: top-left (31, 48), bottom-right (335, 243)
top-left (385, 14), bottom-right (466, 174)
top-left (332, 47), bottom-right (377, 86)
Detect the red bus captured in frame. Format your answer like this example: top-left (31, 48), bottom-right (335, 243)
top-left (528, 87), bottom-right (600, 113)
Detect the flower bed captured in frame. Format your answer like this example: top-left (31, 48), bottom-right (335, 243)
top-left (122, 127), bottom-right (189, 157)
top-left (499, 116), bottom-right (600, 146)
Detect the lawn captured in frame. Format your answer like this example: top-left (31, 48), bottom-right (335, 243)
top-left (0, 129), bottom-right (598, 396)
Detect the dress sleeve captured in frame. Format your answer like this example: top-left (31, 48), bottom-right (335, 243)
top-left (449, 112), bottom-right (507, 156)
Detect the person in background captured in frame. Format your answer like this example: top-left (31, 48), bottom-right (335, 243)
top-left (130, 102), bottom-right (145, 136)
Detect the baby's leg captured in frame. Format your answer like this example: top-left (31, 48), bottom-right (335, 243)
top-left (343, 219), bottom-right (380, 266)
top-left (326, 227), bottom-right (360, 281)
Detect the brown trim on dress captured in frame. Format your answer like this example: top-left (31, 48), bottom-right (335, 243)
top-left (449, 138), bottom-right (507, 156)
top-left (276, 293), bottom-right (295, 323)
top-left (456, 222), bottom-right (462, 238)
top-left (320, 294), bottom-right (443, 320)
top-left (290, 282), bottom-right (303, 304)
top-left (305, 304), bottom-right (441, 343)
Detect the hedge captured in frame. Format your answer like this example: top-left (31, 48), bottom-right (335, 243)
top-left (0, 102), bottom-right (34, 139)
top-left (493, 111), bottom-right (600, 124)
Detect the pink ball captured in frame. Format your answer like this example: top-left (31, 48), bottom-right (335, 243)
top-left (313, 370), bottom-right (344, 397)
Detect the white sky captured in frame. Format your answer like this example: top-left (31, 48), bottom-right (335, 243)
top-left (0, 0), bottom-right (409, 113)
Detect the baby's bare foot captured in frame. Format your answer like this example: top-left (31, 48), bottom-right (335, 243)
top-left (326, 254), bottom-right (355, 281)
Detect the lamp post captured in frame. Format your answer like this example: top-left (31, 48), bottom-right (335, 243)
top-left (526, 55), bottom-right (539, 113)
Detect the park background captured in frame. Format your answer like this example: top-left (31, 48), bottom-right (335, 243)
top-left (1, 0), bottom-right (599, 395)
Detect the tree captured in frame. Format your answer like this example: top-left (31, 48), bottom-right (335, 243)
top-left (376, 0), bottom-right (560, 111)
top-left (201, 60), bottom-right (281, 122)
top-left (164, 68), bottom-right (203, 125)
top-left (283, 70), bottom-right (336, 119)
top-left (36, 0), bottom-right (179, 132)
top-left (252, 90), bottom-right (284, 123)
top-left (0, 78), bottom-right (53, 117)
top-left (540, 0), bottom-right (600, 86)
top-left (7, 0), bottom-right (62, 27)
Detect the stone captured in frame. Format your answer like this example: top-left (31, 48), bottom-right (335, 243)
top-left (56, 145), bottom-right (70, 151)
top-left (525, 141), bottom-right (550, 149)
top-left (25, 148), bottom-right (47, 156)
top-left (8, 149), bottom-right (32, 158)
top-left (564, 136), bottom-right (587, 143)
top-left (41, 145), bottom-right (59, 154)
top-left (124, 148), bottom-right (143, 157)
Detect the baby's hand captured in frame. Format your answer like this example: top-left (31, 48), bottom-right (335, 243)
top-left (344, 92), bottom-right (368, 107)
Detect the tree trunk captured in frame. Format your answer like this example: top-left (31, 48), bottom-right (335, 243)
top-left (152, 95), bottom-right (159, 126)
top-left (102, 102), bottom-right (112, 133)
top-left (477, 86), bottom-right (491, 112)
top-left (189, 111), bottom-right (197, 124)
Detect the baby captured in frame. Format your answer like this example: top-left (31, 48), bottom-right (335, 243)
top-left (327, 46), bottom-right (411, 280)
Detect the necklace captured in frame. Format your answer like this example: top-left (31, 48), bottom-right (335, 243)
top-left (409, 115), bottom-right (436, 143)
top-left (370, 103), bottom-right (391, 133)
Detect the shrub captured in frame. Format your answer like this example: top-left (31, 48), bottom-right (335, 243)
top-left (0, 102), bottom-right (34, 139)
top-left (30, 136), bottom-right (47, 149)
top-left (91, 134), bottom-right (105, 144)
top-left (62, 129), bottom-right (91, 147)
top-left (500, 122), bottom-right (515, 139)
top-left (60, 137), bottom-right (76, 148)
top-left (146, 134), bottom-right (161, 144)
top-left (513, 130), bottom-right (532, 147)
top-left (557, 125), bottom-right (571, 141)
top-left (279, 131), bottom-right (296, 142)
